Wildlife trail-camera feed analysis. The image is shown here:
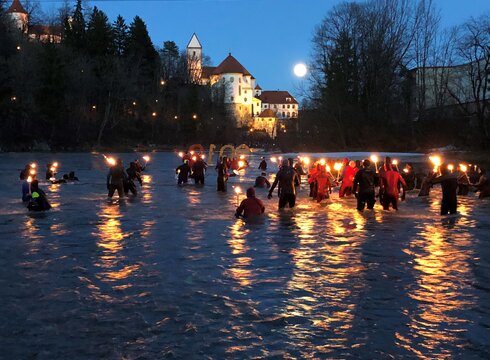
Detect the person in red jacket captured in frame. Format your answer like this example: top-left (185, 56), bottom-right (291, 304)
top-left (339, 160), bottom-right (358, 198)
top-left (380, 163), bottom-right (407, 210)
top-left (235, 187), bottom-right (265, 218)
top-left (315, 166), bottom-right (332, 202)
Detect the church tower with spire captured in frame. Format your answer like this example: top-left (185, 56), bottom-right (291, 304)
top-left (186, 33), bottom-right (202, 84)
top-left (6, 0), bottom-right (29, 33)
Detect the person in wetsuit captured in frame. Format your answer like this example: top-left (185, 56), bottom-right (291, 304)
top-left (176, 160), bottom-right (192, 185)
top-left (380, 163), bottom-right (407, 211)
top-left (216, 156), bottom-right (228, 192)
top-left (475, 168), bottom-right (490, 199)
top-left (235, 187), bottom-right (265, 218)
top-left (353, 159), bottom-right (378, 211)
top-left (402, 163), bottom-right (416, 191)
top-left (20, 164), bottom-right (30, 181)
top-left (431, 167), bottom-right (458, 215)
top-left (258, 157), bottom-right (267, 172)
top-left (192, 158), bottom-right (207, 185)
top-left (268, 159), bottom-right (300, 209)
top-left (107, 159), bottom-right (126, 198)
top-left (45, 163), bottom-right (55, 180)
top-left (27, 180), bottom-right (51, 211)
top-left (254, 172), bottom-right (271, 188)
top-left (125, 161), bottom-right (142, 195)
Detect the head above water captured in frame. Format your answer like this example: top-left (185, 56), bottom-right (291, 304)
top-left (246, 187), bottom-right (256, 198)
top-left (282, 159), bottom-right (289, 167)
top-left (349, 160), bottom-right (356, 168)
top-left (261, 172), bottom-right (267, 176)
top-left (363, 159), bottom-right (371, 168)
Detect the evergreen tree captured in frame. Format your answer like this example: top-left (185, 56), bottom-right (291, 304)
top-left (63, 0), bottom-right (86, 50)
top-left (160, 40), bottom-right (179, 79)
top-left (112, 15), bottom-right (128, 56)
top-left (86, 6), bottom-right (114, 57)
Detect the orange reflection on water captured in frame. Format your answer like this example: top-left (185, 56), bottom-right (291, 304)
top-left (398, 222), bottom-right (475, 358)
top-left (141, 174), bottom-right (153, 204)
top-left (225, 220), bottom-right (254, 289)
top-left (94, 204), bottom-right (139, 287)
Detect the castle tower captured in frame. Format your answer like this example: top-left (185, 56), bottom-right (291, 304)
top-left (6, 0), bottom-right (29, 33)
top-left (186, 33), bottom-right (202, 84)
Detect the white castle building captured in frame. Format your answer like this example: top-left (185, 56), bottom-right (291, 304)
top-left (186, 33), bottom-right (298, 138)
top-left (6, 0), bottom-right (62, 43)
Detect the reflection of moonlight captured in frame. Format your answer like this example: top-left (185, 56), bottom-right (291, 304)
top-left (294, 63), bottom-right (307, 77)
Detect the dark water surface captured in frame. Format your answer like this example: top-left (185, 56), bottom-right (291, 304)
top-left (0, 152), bottom-right (489, 359)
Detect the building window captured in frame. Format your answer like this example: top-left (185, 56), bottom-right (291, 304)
top-left (282, 105), bottom-right (285, 109)
top-left (274, 105), bottom-right (277, 109)
top-left (287, 105), bottom-right (290, 109)
top-left (244, 98), bottom-right (247, 102)
top-left (287, 112), bottom-right (291, 117)
top-left (292, 112), bottom-right (297, 117)
top-left (239, 77), bottom-right (241, 83)
top-left (282, 112), bottom-right (285, 117)
top-left (230, 96), bottom-right (234, 101)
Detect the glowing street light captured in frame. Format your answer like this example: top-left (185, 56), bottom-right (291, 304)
top-left (152, 112), bottom-right (157, 117)
top-left (192, 114), bottom-right (198, 120)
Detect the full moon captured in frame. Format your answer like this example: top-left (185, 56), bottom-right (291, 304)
top-left (294, 63), bottom-right (307, 77)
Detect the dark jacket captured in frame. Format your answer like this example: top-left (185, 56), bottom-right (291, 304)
top-left (353, 168), bottom-right (378, 194)
top-left (269, 166), bottom-right (299, 196)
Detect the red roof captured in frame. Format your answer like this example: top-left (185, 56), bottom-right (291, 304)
top-left (7, 0), bottom-right (27, 14)
top-left (213, 54), bottom-right (253, 76)
top-left (259, 91), bottom-right (298, 105)
top-left (258, 109), bottom-right (277, 118)
top-left (201, 66), bottom-right (215, 79)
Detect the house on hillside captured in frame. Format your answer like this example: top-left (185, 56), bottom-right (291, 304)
top-left (7, 0), bottom-right (62, 43)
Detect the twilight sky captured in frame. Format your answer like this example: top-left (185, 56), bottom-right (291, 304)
top-left (38, 0), bottom-right (489, 98)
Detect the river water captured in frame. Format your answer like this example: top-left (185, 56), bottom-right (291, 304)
top-left (0, 152), bottom-right (489, 359)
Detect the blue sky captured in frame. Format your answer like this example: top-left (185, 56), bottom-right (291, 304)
top-left (36, 0), bottom-right (489, 98)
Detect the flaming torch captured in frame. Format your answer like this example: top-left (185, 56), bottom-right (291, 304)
top-left (103, 155), bottom-right (116, 166)
top-left (429, 155), bottom-right (442, 173)
top-left (142, 155), bottom-right (150, 163)
top-left (447, 164), bottom-right (454, 173)
top-left (178, 152), bottom-right (184, 158)
top-left (334, 162), bottom-right (342, 181)
top-left (459, 164), bottom-right (468, 173)
top-left (370, 154), bottom-right (379, 173)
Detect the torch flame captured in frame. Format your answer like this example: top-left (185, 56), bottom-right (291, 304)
top-left (392, 159), bottom-right (398, 166)
top-left (234, 186), bottom-right (242, 194)
top-left (447, 164), bottom-right (454, 172)
top-left (142, 155), bottom-right (150, 162)
top-left (238, 160), bottom-right (245, 168)
top-left (326, 165), bottom-right (331, 172)
top-left (105, 156), bottom-right (116, 166)
top-left (50, 167), bottom-right (56, 172)
top-left (270, 157), bottom-right (277, 163)
top-left (27, 176), bottom-right (32, 183)
top-left (459, 164), bottom-right (467, 173)
top-left (370, 154), bottom-right (379, 163)
top-left (178, 152), bottom-right (184, 158)
top-left (334, 162), bottom-right (342, 171)
top-left (30, 163), bottom-right (37, 169)
top-left (303, 157), bottom-right (310, 165)
top-left (319, 158), bottom-right (326, 166)
top-left (29, 169), bottom-right (36, 176)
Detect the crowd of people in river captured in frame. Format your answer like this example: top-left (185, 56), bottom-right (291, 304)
top-left (18, 153), bottom-right (490, 218)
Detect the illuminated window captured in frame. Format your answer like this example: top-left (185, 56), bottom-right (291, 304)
top-left (287, 105), bottom-right (290, 109)
top-left (231, 96), bottom-right (234, 101)
top-left (283, 105), bottom-right (285, 109)
top-left (244, 98), bottom-right (247, 102)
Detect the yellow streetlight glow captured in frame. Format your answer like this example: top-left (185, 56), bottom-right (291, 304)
top-left (160, 80), bottom-right (165, 85)
top-left (152, 112), bottom-right (157, 117)
top-left (16, 45), bottom-right (21, 51)
top-left (192, 114), bottom-right (198, 120)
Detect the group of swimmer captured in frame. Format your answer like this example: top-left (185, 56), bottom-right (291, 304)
top-left (207, 155), bottom-right (489, 219)
top-left (19, 162), bottom-right (79, 211)
top-left (19, 152), bottom-right (489, 218)
top-left (19, 157), bottom-right (148, 212)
